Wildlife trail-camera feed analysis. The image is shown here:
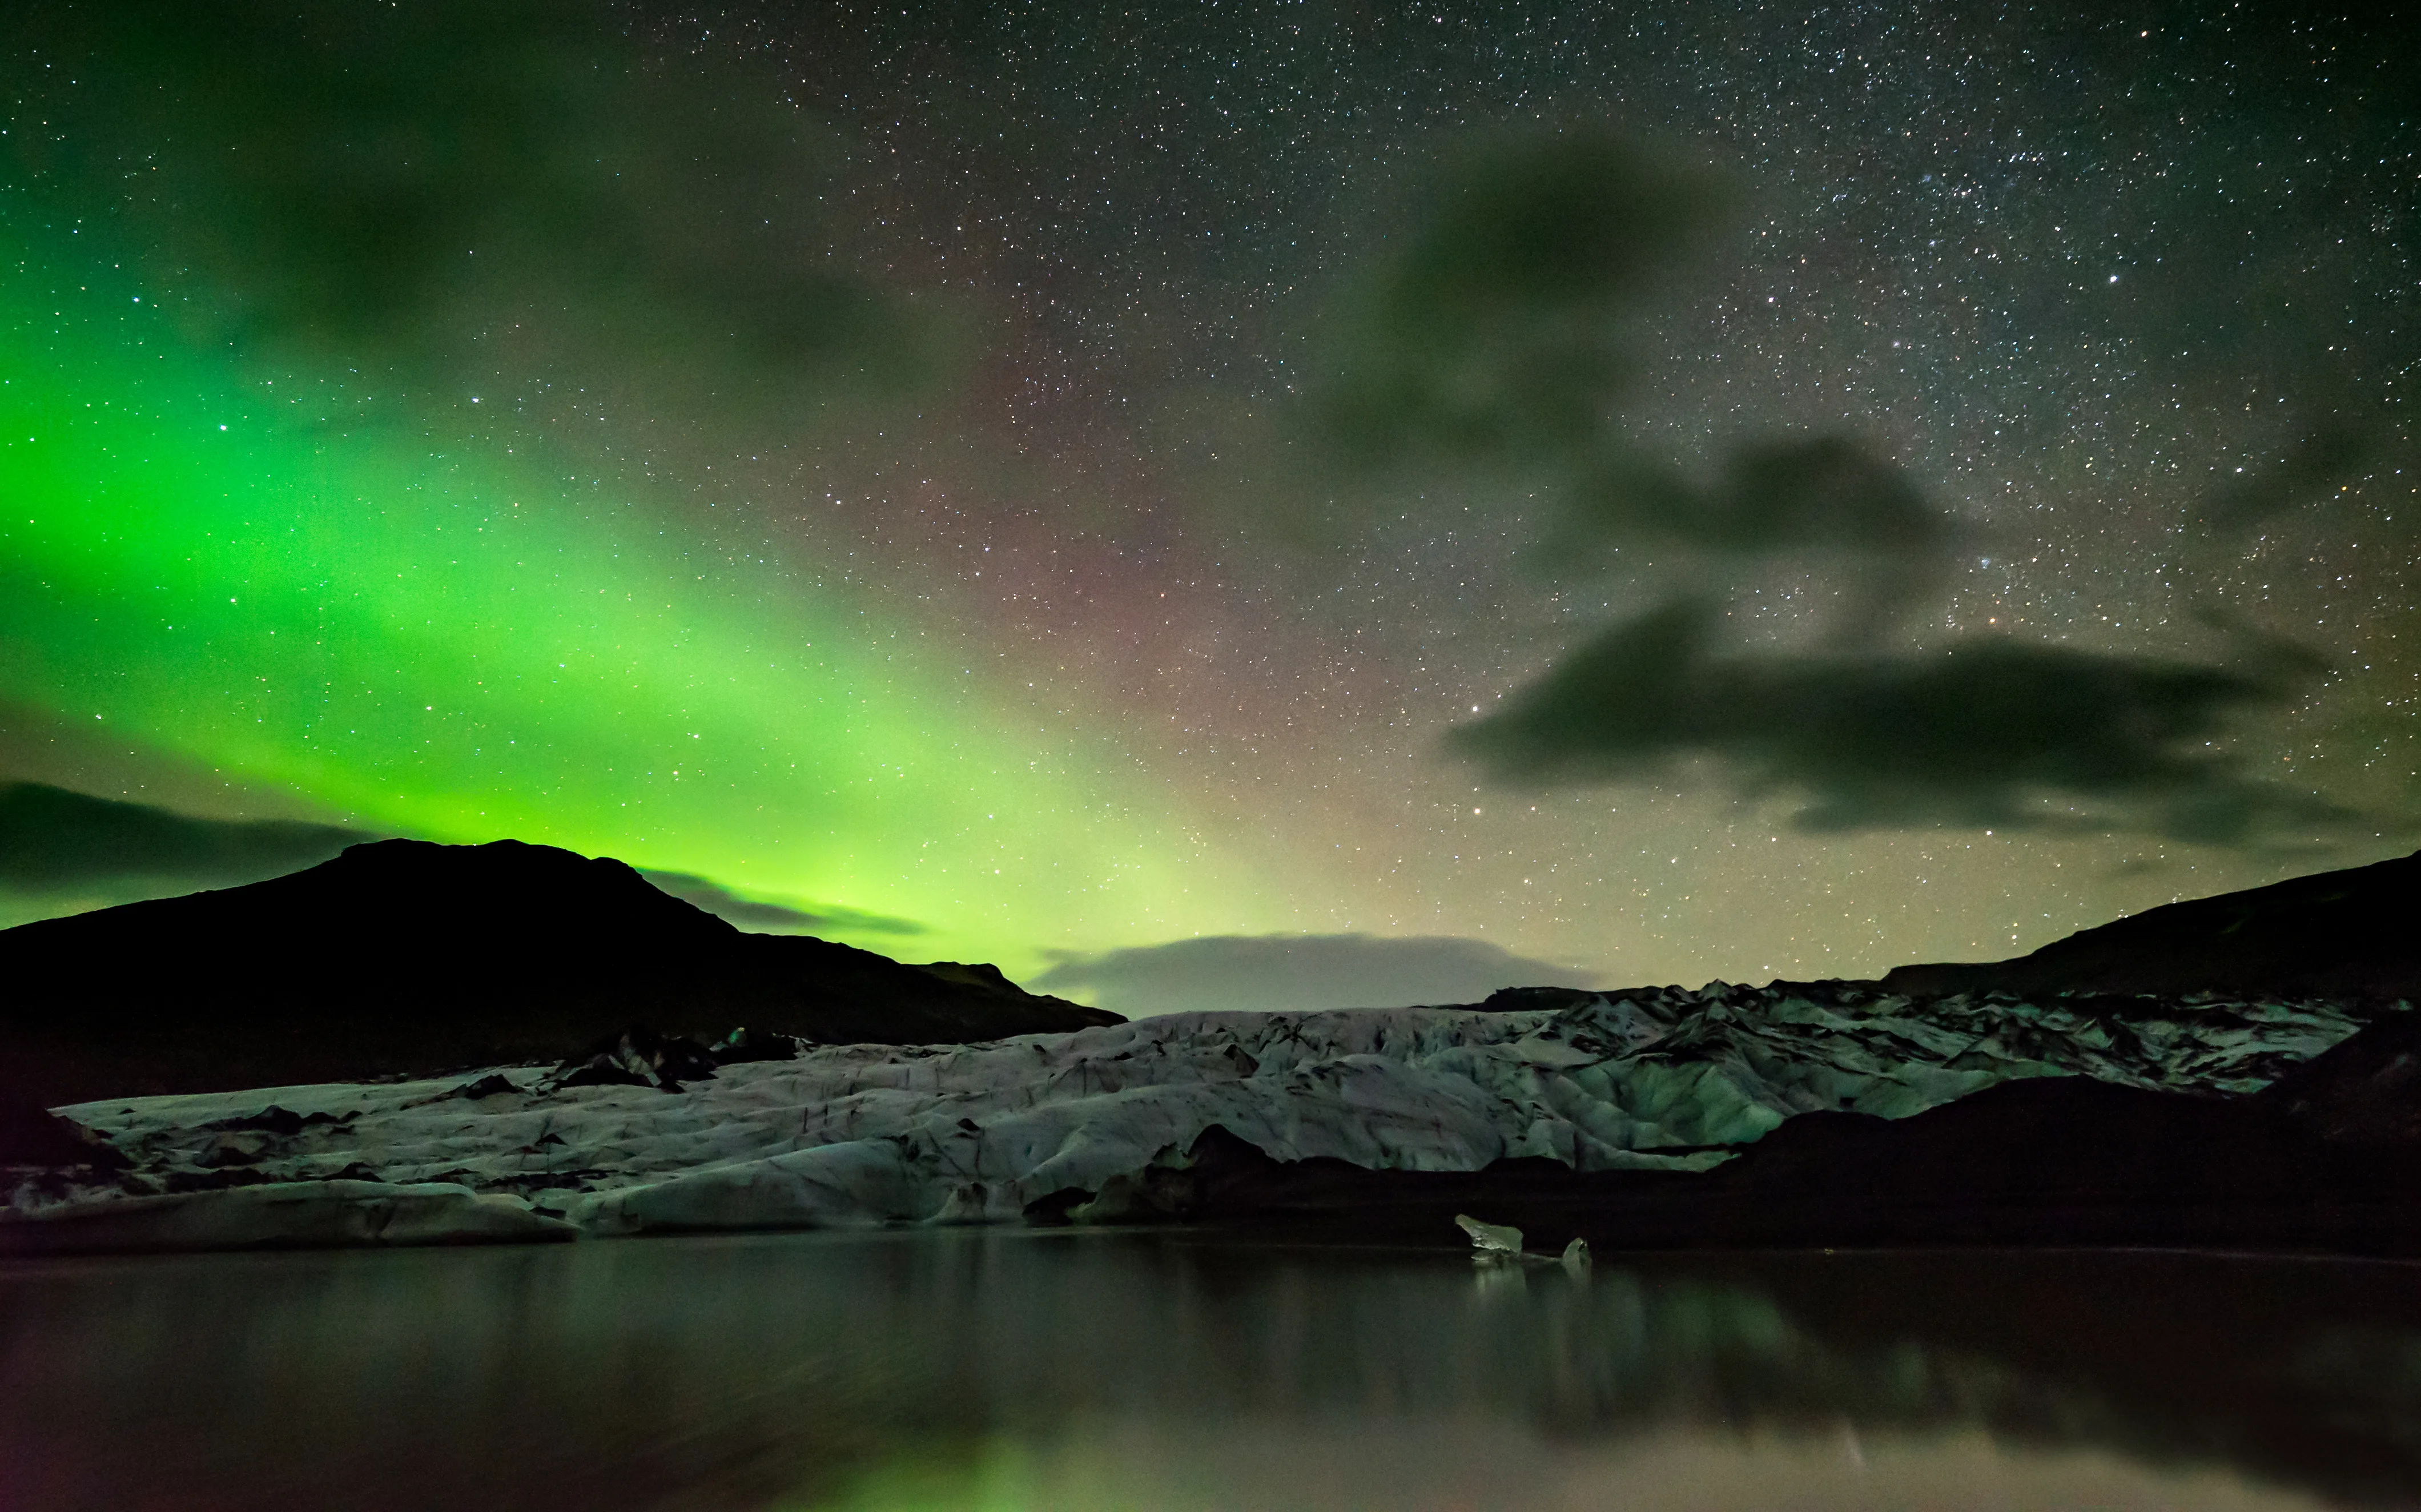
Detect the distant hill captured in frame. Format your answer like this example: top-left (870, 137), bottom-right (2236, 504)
top-left (0, 838), bottom-right (1117, 1105)
top-left (13, 836), bottom-right (2416, 1111)
top-left (1879, 849), bottom-right (2421, 1002)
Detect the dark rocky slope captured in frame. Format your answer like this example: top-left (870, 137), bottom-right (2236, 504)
top-left (1880, 847), bottom-right (2421, 1001)
top-left (0, 838), bottom-right (1116, 1108)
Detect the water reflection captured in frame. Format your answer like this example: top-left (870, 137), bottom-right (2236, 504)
top-left (0, 1232), bottom-right (2413, 1509)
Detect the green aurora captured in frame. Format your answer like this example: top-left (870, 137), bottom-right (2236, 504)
top-left (2, 2), bottom-right (2410, 1004)
top-left (0, 227), bottom-right (1274, 968)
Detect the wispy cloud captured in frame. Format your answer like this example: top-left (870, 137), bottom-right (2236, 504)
top-left (640, 870), bottom-right (926, 938)
top-left (6, 1), bottom-right (947, 423)
top-left (0, 782), bottom-right (369, 896)
top-left (1032, 933), bottom-right (1595, 1018)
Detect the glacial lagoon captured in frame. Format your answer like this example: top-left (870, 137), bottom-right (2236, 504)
top-left (5, 1232), bottom-right (2418, 1510)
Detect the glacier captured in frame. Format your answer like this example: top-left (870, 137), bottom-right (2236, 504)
top-left (3, 981), bottom-right (2375, 1250)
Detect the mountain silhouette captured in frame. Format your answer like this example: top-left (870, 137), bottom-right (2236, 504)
top-left (1879, 849), bottom-right (2421, 1002)
top-left (0, 838), bottom-right (1117, 1105)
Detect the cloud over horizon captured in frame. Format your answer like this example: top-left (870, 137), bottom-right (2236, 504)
top-left (0, 782), bottom-right (371, 902)
top-left (639, 870), bottom-right (927, 939)
top-left (1031, 933), bottom-right (1597, 1018)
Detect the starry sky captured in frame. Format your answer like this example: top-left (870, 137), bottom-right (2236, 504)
top-left (0, 2), bottom-right (2412, 1007)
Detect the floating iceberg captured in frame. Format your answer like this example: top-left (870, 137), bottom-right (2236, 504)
top-left (1455, 1213), bottom-right (1525, 1253)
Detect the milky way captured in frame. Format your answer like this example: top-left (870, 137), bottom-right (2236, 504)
top-left (0, 2), bottom-right (2411, 996)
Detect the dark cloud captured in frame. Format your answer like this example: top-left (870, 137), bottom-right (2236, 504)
top-left (1448, 600), bottom-right (2355, 847)
top-left (1548, 436), bottom-right (1957, 639)
top-left (1318, 126), bottom-right (1730, 469)
top-left (1302, 127), bottom-right (2388, 850)
top-left (640, 870), bottom-right (926, 938)
top-left (2199, 426), bottom-right (2379, 540)
top-left (1315, 131), bottom-right (1949, 592)
top-left (1563, 437), bottom-right (1944, 561)
top-left (5, 1), bottom-right (942, 416)
top-left (1030, 934), bottom-right (1595, 1018)
top-left (0, 782), bottom-right (369, 894)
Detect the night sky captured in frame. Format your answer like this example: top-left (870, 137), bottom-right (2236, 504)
top-left (0, 2), bottom-right (2412, 1009)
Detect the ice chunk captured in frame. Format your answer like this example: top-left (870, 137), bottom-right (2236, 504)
top-left (1455, 1213), bottom-right (1525, 1253)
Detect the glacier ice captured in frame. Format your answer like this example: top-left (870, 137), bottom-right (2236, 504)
top-left (8, 981), bottom-right (2379, 1248)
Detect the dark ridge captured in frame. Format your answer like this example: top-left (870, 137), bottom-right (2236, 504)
top-left (1477, 985), bottom-right (1606, 1014)
top-left (0, 838), bottom-right (1117, 1106)
top-left (0, 1086), bottom-right (128, 1169)
top-left (2257, 1010), bottom-right (2421, 1145)
top-left (1877, 847), bottom-right (2421, 1002)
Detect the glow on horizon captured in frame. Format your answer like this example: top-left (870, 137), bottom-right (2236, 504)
top-left (0, 231), bottom-right (1283, 970)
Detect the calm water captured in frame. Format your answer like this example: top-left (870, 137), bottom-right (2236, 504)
top-left (4, 1231), bottom-right (2420, 1510)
